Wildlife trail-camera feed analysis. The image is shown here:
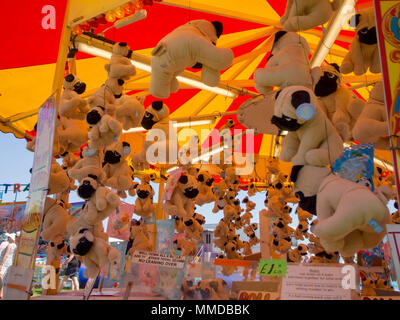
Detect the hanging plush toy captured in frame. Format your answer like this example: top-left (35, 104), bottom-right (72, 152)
top-left (254, 31), bottom-right (321, 95)
top-left (341, 10), bottom-right (380, 75)
top-left (115, 94), bottom-right (145, 130)
top-left (174, 238), bottom-right (198, 256)
top-left (128, 219), bottom-right (153, 252)
top-left (69, 228), bottom-right (119, 279)
top-left (195, 170), bottom-right (215, 205)
top-left (183, 217), bottom-right (203, 242)
top-left (295, 165), bottom-right (393, 257)
top-left (352, 82), bottom-right (389, 150)
top-left (87, 107), bottom-right (122, 150)
top-left (77, 175), bottom-right (121, 225)
top-left (48, 159), bottom-right (71, 195)
top-left (280, 0), bottom-right (338, 32)
top-left (131, 101), bottom-right (171, 170)
top-left (134, 177), bottom-right (155, 218)
top-left (162, 173), bottom-right (199, 218)
top-left (57, 116), bottom-right (89, 153)
top-left (272, 86), bottom-right (343, 172)
top-left (103, 141), bottom-right (134, 198)
top-left (68, 147), bottom-right (105, 183)
top-left (314, 63), bottom-right (364, 141)
top-left (287, 244), bottom-right (309, 263)
top-left (59, 74), bottom-right (89, 120)
top-left (104, 42), bottom-right (136, 80)
top-left (150, 19), bottom-right (233, 98)
top-left (87, 78), bottom-right (125, 115)
top-left (41, 197), bottom-right (72, 244)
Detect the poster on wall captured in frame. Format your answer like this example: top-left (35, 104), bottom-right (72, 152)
top-left (374, 0), bottom-right (400, 201)
top-left (5, 92), bottom-right (57, 300)
top-left (0, 202), bottom-right (26, 233)
top-left (106, 202), bottom-right (135, 241)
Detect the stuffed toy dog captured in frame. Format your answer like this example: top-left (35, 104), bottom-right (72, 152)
top-left (254, 31), bottom-right (321, 95)
top-left (134, 178), bottom-right (155, 218)
top-left (224, 241), bottom-right (242, 260)
top-left (48, 159), bottom-right (71, 195)
top-left (183, 217), bottom-right (203, 242)
top-left (163, 173), bottom-right (199, 217)
top-left (115, 94), bottom-right (145, 130)
top-left (59, 74), bottom-right (89, 120)
top-left (41, 197), bottom-right (72, 243)
top-left (287, 244), bottom-right (308, 263)
top-left (77, 175), bottom-right (121, 224)
top-left (174, 238), bottom-right (198, 256)
top-left (280, 0), bottom-right (337, 32)
top-left (295, 165), bottom-right (392, 257)
top-left (195, 279), bottom-right (229, 300)
top-left (87, 108), bottom-right (122, 150)
top-left (57, 116), bottom-right (89, 153)
top-left (150, 20), bottom-right (233, 98)
top-left (69, 228), bottom-right (119, 279)
top-left (69, 147), bottom-right (105, 183)
top-left (87, 78), bottom-right (125, 114)
top-left (128, 219), bottom-right (153, 252)
top-left (103, 141), bottom-right (134, 198)
top-left (352, 82), bottom-right (389, 150)
top-left (104, 42), bottom-right (136, 80)
top-left (314, 63), bottom-right (364, 141)
top-left (195, 170), bottom-right (215, 205)
top-left (341, 10), bottom-right (380, 75)
top-left (272, 86), bottom-right (343, 172)
top-left (294, 220), bottom-right (309, 240)
top-left (131, 101), bottom-right (171, 170)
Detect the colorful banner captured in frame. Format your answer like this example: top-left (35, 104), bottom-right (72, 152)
top-left (5, 92), bottom-right (57, 300)
top-left (374, 0), bottom-right (400, 201)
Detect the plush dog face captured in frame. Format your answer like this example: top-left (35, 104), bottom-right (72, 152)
top-left (77, 175), bottom-right (98, 200)
top-left (104, 141), bottom-right (131, 165)
top-left (193, 213), bottom-right (205, 225)
top-left (141, 101), bottom-right (170, 130)
top-left (196, 171), bottom-right (214, 187)
top-left (69, 228), bottom-right (94, 256)
top-left (177, 174), bottom-right (199, 199)
top-left (86, 105), bottom-right (105, 126)
top-left (224, 241), bottom-right (237, 254)
top-left (64, 74), bottom-right (86, 94)
top-left (314, 63), bottom-right (341, 97)
top-left (297, 244), bottom-right (308, 256)
top-left (135, 183), bottom-right (154, 200)
top-left (352, 12), bottom-right (377, 45)
top-left (271, 86), bottom-right (318, 131)
top-left (297, 221), bottom-right (309, 233)
top-left (113, 42), bottom-right (132, 58)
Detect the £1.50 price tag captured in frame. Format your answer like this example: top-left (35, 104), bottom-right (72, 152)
top-left (257, 259), bottom-right (287, 277)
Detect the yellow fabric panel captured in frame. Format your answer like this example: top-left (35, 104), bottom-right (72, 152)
top-left (160, 0), bottom-right (281, 26)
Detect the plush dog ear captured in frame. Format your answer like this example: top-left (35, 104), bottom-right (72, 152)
top-left (122, 142), bottom-right (131, 156)
top-left (211, 21), bottom-right (223, 38)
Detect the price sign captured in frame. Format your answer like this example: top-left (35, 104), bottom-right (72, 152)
top-left (257, 259), bottom-right (287, 277)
